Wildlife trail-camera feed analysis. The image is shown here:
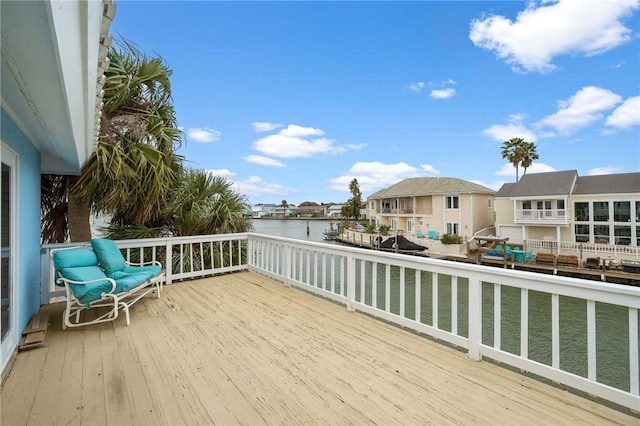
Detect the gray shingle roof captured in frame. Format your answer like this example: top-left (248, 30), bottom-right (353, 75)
top-left (367, 177), bottom-right (494, 200)
top-left (573, 173), bottom-right (640, 195)
top-left (496, 170), bottom-right (577, 198)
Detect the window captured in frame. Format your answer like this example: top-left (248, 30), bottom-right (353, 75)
top-left (613, 201), bottom-right (630, 222)
top-left (369, 201), bottom-right (374, 209)
top-left (557, 200), bottom-right (565, 216)
top-left (522, 200), bottom-right (532, 216)
top-left (594, 224), bottom-right (610, 244)
top-left (446, 196), bottom-right (459, 209)
top-left (637, 226), bottom-right (640, 246)
top-left (637, 202), bottom-right (640, 221)
top-left (574, 202), bottom-right (589, 221)
top-left (488, 198), bottom-right (493, 208)
top-left (575, 224), bottom-right (590, 243)
top-left (614, 226), bottom-right (631, 245)
top-left (446, 223), bottom-right (459, 234)
top-left (593, 201), bottom-right (609, 221)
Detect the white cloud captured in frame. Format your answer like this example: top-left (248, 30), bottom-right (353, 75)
top-left (495, 162), bottom-right (556, 178)
top-left (328, 161), bottom-right (424, 194)
top-left (187, 127), bottom-right (221, 143)
top-left (482, 114), bottom-right (538, 142)
top-left (344, 143), bottom-right (368, 150)
top-left (588, 166), bottom-right (626, 175)
top-left (605, 96), bottom-right (640, 129)
top-left (409, 82), bottom-right (426, 92)
top-left (252, 124), bottom-right (359, 159)
top-left (420, 164), bottom-right (441, 175)
top-left (279, 124), bottom-right (324, 138)
top-left (430, 88), bottom-right (456, 99)
top-left (244, 155), bottom-right (286, 168)
top-left (536, 86), bottom-right (622, 133)
top-left (205, 168), bottom-right (236, 179)
top-left (470, 0), bottom-right (639, 73)
top-left (252, 121), bottom-right (282, 132)
top-left (232, 176), bottom-right (298, 199)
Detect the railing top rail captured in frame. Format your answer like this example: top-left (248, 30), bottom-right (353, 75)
top-left (247, 233), bottom-right (640, 306)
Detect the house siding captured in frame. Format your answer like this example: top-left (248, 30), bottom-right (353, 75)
top-left (1, 108), bottom-right (42, 332)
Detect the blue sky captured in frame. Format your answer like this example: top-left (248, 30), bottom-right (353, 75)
top-left (110, 0), bottom-right (640, 205)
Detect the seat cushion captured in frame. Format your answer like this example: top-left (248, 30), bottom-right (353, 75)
top-left (91, 239), bottom-right (126, 274)
top-left (59, 265), bottom-right (113, 306)
top-left (114, 273), bottom-right (153, 293)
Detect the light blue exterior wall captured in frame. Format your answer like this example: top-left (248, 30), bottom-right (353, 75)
top-left (1, 108), bottom-right (42, 332)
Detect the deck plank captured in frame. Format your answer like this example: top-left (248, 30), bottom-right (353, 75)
top-left (2, 271), bottom-right (637, 425)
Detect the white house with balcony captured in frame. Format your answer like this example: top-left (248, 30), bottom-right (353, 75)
top-left (494, 170), bottom-right (640, 248)
top-left (365, 177), bottom-right (495, 240)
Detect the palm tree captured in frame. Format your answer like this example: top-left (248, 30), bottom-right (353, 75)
top-left (280, 200), bottom-right (289, 218)
top-left (41, 41), bottom-right (183, 243)
top-left (519, 141), bottom-right (539, 177)
top-left (162, 169), bottom-right (252, 237)
top-left (501, 137), bottom-right (538, 182)
top-left (345, 178), bottom-right (363, 219)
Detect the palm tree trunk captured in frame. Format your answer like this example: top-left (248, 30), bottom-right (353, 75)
top-left (67, 176), bottom-right (92, 242)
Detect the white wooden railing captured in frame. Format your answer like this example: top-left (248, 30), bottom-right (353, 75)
top-left (527, 238), bottom-right (640, 260)
top-left (42, 233), bottom-right (640, 411)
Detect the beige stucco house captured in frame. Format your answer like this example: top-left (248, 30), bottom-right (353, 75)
top-left (494, 170), bottom-right (640, 248)
top-left (365, 177), bottom-right (495, 240)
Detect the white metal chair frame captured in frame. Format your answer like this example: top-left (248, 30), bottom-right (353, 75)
top-left (51, 246), bottom-right (164, 329)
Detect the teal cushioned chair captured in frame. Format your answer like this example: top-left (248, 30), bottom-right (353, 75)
top-left (52, 241), bottom-right (164, 329)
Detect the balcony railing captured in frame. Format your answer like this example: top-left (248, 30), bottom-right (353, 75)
top-left (377, 208), bottom-right (432, 215)
top-left (515, 209), bottom-right (568, 224)
top-left (41, 233), bottom-right (640, 411)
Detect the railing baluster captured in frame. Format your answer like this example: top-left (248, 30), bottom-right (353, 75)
top-left (521, 288), bottom-right (528, 358)
top-left (494, 284), bottom-right (501, 350)
top-left (630, 307), bottom-right (639, 396)
top-left (587, 300), bottom-right (596, 381)
top-left (552, 294), bottom-right (560, 369)
top-left (433, 272), bottom-right (438, 329)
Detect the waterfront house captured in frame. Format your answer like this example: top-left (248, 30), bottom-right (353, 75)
top-left (251, 203), bottom-right (278, 218)
top-left (494, 170), bottom-right (640, 249)
top-left (365, 177), bottom-right (495, 240)
top-left (328, 203), bottom-right (344, 219)
top-left (0, 0), bottom-right (114, 375)
top-left (297, 202), bottom-right (327, 217)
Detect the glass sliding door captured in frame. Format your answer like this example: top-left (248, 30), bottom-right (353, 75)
top-left (1, 144), bottom-right (17, 372)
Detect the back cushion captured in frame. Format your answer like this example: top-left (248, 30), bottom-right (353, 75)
top-left (53, 248), bottom-right (98, 270)
top-left (91, 238), bottom-right (126, 274)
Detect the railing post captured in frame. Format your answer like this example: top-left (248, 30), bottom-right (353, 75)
top-left (284, 245), bottom-right (291, 287)
top-left (346, 254), bottom-right (356, 312)
top-left (165, 240), bottom-right (173, 285)
top-left (468, 276), bottom-right (482, 361)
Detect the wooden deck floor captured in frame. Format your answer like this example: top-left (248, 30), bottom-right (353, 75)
top-left (1, 271), bottom-right (637, 425)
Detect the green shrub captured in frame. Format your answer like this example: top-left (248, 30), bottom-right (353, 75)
top-left (364, 223), bottom-right (377, 233)
top-left (441, 233), bottom-right (462, 244)
top-left (378, 224), bottom-right (391, 236)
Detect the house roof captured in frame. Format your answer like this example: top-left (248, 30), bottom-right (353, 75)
top-left (1, 0), bottom-right (115, 174)
top-left (367, 177), bottom-right (494, 200)
top-left (573, 173), bottom-right (640, 195)
top-left (495, 170), bottom-right (577, 198)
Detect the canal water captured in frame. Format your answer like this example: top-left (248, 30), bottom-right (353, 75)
top-left (251, 219), bottom-right (636, 393)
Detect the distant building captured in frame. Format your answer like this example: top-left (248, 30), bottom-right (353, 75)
top-left (365, 177), bottom-right (495, 239)
top-left (297, 202), bottom-right (326, 217)
top-left (327, 204), bottom-right (344, 219)
top-left (494, 170), bottom-right (640, 246)
top-left (251, 204), bottom-right (277, 218)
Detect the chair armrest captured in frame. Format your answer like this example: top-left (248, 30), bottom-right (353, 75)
top-left (57, 276), bottom-right (117, 294)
